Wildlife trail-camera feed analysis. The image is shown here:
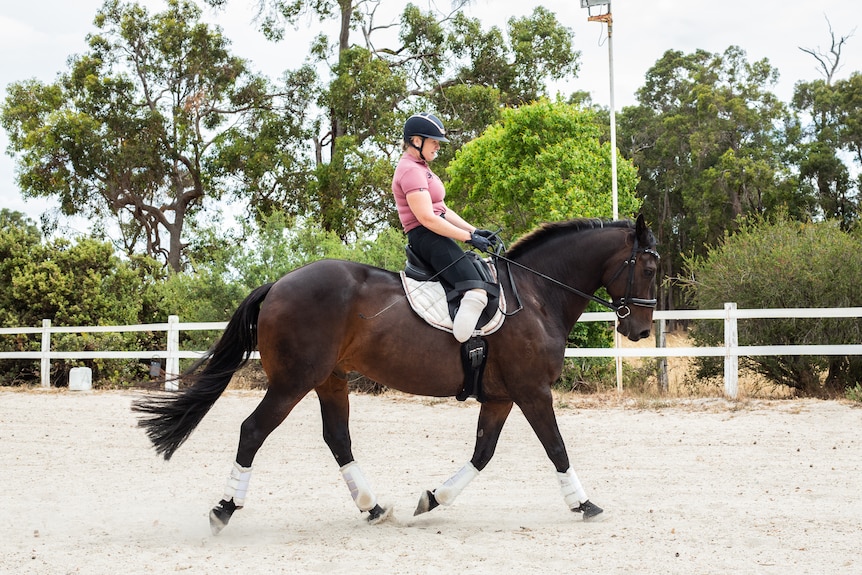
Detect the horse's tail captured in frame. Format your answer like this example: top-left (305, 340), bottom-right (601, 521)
top-left (133, 282), bottom-right (275, 460)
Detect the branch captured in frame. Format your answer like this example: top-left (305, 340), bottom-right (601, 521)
top-left (798, 15), bottom-right (856, 84)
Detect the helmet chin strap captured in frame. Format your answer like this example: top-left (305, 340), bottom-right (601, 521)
top-left (410, 136), bottom-right (428, 161)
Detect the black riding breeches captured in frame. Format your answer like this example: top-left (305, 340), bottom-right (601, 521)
top-left (407, 226), bottom-right (482, 288)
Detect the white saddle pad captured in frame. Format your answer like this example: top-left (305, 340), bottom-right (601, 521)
top-left (399, 271), bottom-right (506, 337)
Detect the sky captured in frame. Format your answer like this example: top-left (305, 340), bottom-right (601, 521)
top-left (1, 0), bottom-right (860, 229)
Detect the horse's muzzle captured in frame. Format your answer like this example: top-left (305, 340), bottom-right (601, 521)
top-left (617, 322), bottom-right (652, 342)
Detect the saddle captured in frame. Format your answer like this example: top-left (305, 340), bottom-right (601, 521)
top-left (401, 245), bottom-right (504, 333)
top-left (400, 245), bottom-right (506, 403)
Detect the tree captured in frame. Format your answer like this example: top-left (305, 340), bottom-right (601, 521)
top-left (618, 46), bottom-right (804, 314)
top-left (1, 0), bottom-right (309, 271)
top-left (446, 99), bottom-right (641, 238)
top-left (793, 20), bottom-right (860, 230)
top-left (683, 218), bottom-right (862, 398)
top-left (204, 0), bottom-right (580, 240)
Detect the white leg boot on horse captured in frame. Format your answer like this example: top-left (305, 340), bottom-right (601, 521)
top-left (453, 289), bottom-right (488, 343)
top-left (414, 462), bottom-right (479, 515)
top-left (341, 462), bottom-right (377, 511)
top-left (210, 462), bottom-right (253, 534)
top-left (557, 467), bottom-right (604, 521)
top-left (340, 461), bottom-right (392, 524)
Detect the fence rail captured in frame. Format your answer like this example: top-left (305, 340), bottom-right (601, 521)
top-left (1, 305), bottom-right (860, 398)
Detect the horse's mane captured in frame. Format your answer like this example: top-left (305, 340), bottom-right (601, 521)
top-left (505, 218), bottom-right (634, 259)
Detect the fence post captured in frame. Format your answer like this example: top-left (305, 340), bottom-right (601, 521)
top-left (165, 315), bottom-right (180, 391)
top-left (40, 319), bottom-right (51, 388)
top-left (724, 302), bottom-right (739, 399)
top-left (657, 318), bottom-right (669, 393)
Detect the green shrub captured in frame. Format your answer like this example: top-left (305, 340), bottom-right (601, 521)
top-left (684, 218), bottom-right (862, 398)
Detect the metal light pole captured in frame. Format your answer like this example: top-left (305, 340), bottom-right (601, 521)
top-left (580, 0), bottom-right (623, 391)
top-left (580, 0), bottom-right (617, 219)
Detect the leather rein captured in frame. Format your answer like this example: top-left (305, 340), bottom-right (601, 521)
top-left (491, 234), bottom-right (660, 319)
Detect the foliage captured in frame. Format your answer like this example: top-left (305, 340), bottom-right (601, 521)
top-left (617, 46), bottom-right (805, 314)
top-left (0, 210), bottom-right (162, 386)
top-left (791, 72), bottom-right (862, 230)
top-left (203, 0), bottom-right (579, 239)
top-left (1, 0), bottom-right (309, 271)
top-left (846, 383), bottom-right (862, 403)
top-left (683, 218), bottom-right (862, 397)
top-left (446, 100), bottom-right (641, 238)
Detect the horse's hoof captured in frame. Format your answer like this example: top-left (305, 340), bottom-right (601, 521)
top-left (209, 498), bottom-right (238, 535)
top-left (572, 500), bottom-right (604, 521)
top-left (413, 490), bottom-right (440, 516)
top-left (367, 503), bottom-right (393, 525)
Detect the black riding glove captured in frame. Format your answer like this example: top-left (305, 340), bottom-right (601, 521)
top-left (466, 231), bottom-right (492, 253)
top-left (473, 229), bottom-right (500, 247)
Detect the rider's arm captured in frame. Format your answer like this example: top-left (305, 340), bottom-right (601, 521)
top-left (406, 191), bottom-right (473, 242)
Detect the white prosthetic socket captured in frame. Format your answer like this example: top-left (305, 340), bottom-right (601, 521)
top-left (556, 467), bottom-right (588, 509)
top-left (340, 462), bottom-right (378, 512)
top-left (223, 462), bottom-right (253, 507)
top-left (453, 289), bottom-right (488, 343)
top-left (434, 462), bottom-right (480, 506)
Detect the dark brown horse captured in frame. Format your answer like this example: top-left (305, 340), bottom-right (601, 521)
top-left (133, 215), bottom-right (659, 534)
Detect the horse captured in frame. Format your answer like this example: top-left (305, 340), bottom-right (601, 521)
top-left (133, 214), bottom-right (660, 534)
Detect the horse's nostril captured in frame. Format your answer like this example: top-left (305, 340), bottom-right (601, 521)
top-left (639, 329), bottom-right (651, 340)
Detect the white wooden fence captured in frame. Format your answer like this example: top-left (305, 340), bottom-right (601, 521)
top-left (1, 305), bottom-right (860, 398)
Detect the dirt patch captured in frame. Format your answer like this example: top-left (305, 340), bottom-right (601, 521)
top-left (3, 389), bottom-right (860, 574)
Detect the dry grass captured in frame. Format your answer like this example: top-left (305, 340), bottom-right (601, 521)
top-left (618, 328), bottom-right (796, 400)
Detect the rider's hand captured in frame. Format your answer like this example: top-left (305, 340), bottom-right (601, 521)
top-left (466, 231), bottom-right (492, 253)
top-left (473, 229), bottom-right (499, 247)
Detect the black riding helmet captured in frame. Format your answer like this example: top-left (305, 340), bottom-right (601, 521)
top-left (403, 113), bottom-right (449, 142)
top-left (403, 113), bottom-right (448, 161)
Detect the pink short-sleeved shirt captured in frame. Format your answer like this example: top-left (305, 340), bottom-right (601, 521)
top-left (392, 153), bottom-right (446, 233)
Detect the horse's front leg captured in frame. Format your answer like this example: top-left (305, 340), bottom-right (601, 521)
top-left (414, 399), bottom-right (513, 515)
top-left (516, 389), bottom-right (604, 521)
top-left (316, 375), bottom-right (391, 524)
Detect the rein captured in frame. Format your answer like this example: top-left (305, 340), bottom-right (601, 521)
top-left (492, 233), bottom-right (659, 319)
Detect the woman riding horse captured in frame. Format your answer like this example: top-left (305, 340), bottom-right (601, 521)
top-left (134, 215), bottom-right (659, 533)
top-left (392, 112), bottom-right (499, 342)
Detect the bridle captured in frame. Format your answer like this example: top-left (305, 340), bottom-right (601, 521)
top-left (604, 235), bottom-right (660, 318)
top-left (492, 231), bottom-right (659, 319)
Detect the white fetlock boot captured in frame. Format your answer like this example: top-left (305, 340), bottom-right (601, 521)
top-left (453, 289), bottom-right (488, 343)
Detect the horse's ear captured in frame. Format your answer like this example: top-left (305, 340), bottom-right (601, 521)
top-left (635, 213), bottom-right (647, 240)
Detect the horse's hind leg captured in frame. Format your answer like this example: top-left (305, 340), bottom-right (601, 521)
top-left (315, 374), bottom-right (390, 524)
top-left (209, 386), bottom-right (306, 534)
top-left (414, 399), bottom-right (513, 515)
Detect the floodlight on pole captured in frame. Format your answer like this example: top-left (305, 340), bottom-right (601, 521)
top-left (580, 0), bottom-right (610, 8)
top-left (581, 0), bottom-right (623, 391)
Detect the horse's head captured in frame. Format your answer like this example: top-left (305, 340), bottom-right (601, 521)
top-left (604, 214), bottom-right (660, 342)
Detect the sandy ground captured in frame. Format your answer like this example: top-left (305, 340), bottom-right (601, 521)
top-left (2, 389), bottom-right (861, 575)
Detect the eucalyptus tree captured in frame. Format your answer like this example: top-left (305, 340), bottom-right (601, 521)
top-left (204, 0), bottom-right (580, 239)
top-left (1, 0), bottom-right (311, 271)
top-left (617, 46), bottom-right (801, 312)
top-left (792, 22), bottom-right (860, 230)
